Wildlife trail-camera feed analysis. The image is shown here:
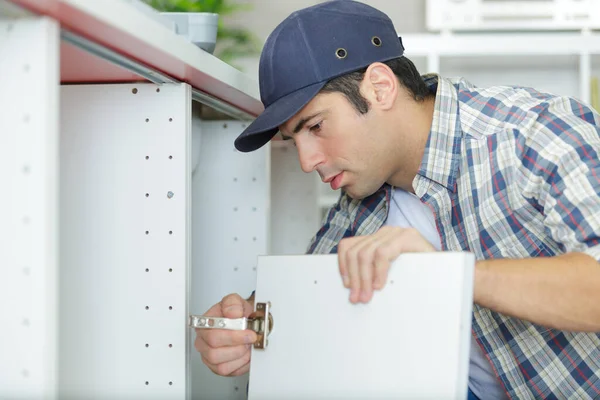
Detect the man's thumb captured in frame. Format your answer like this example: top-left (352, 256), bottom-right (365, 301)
top-left (221, 294), bottom-right (245, 319)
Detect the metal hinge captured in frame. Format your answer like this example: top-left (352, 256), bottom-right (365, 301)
top-left (188, 302), bottom-right (273, 349)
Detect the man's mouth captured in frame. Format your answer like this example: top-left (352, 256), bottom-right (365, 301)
top-left (326, 172), bottom-right (343, 190)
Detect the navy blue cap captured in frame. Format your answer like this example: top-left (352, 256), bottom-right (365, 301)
top-left (234, 0), bottom-right (404, 152)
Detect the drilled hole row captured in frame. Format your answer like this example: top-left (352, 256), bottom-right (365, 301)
top-left (232, 206), bottom-right (259, 212)
top-left (145, 155), bottom-right (174, 160)
top-left (232, 177), bottom-right (258, 182)
top-left (232, 236), bottom-right (258, 242)
top-left (144, 117), bottom-right (173, 123)
top-left (131, 88), bottom-right (166, 94)
top-left (145, 381), bottom-right (174, 386)
top-left (144, 343), bottom-right (174, 348)
top-left (144, 192), bottom-right (174, 198)
top-left (145, 231), bottom-right (174, 235)
top-left (19, 104), bottom-right (32, 228)
top-left (19, 102), bottom-right (33, 351)
top-left (233, 266), bottom-right (257, 272)
top-left (145, 268), bottom-right (174, 273)
top-left (144, 306), bottom-right (174, 310)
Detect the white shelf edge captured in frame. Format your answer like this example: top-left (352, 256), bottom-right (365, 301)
top-left (401, 31), bottom-right (600, 57)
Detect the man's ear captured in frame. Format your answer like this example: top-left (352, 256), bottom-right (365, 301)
top-left (361, 62), bottom-right (398, 111)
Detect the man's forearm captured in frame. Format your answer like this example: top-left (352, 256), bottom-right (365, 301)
top-left (474, 252), bottom-right (600, 332)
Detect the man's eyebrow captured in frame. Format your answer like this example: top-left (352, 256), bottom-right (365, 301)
top-left (293, 112), bottom-right (323, 134)
top-left (280, 132), bottom-right (292, 141)
top-left (280, 111), bottom-right (326, 140)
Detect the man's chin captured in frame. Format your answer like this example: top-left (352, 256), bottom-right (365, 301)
top-left (343, 186), bottom-right (378, 201)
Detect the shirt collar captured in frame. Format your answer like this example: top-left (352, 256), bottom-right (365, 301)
top-left (413, 74), bottom-right (466, 193)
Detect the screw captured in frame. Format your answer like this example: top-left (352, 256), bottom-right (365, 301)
top-left (167, 191), bottom-right (174, 199)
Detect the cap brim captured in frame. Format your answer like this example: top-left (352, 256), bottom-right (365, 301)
top-left (234, 80), bottom-right (327, 152)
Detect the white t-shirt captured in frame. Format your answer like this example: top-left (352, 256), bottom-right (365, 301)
top-left (384, 188), bottom-right (507, 400)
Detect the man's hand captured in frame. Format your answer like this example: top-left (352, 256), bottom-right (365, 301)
top-left (338, 226), bottom-right (436, 303)
top-left (194, 293), bottom-right (257, 376)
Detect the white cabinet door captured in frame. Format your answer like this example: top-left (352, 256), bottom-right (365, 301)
top-left (248, 252), bottom-right (474, 400)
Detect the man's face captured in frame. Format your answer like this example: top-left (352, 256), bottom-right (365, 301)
top-left (278, 91), bottom-right (393, 199)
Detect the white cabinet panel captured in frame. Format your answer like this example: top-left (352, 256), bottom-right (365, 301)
top-left (0, 17), bottom-right (59, 400)
top-left (190, 120), bottom-right (269, 399)
top-left (59, 83), bottom-right (191, 399)
top-left (249, 252), bottom-right (475, 400)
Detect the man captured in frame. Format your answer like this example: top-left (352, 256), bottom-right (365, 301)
top-left (194, 1), bottom-right (600, 399)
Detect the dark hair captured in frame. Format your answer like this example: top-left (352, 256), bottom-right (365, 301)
top-left (320, 57), bottom-right (432, 114)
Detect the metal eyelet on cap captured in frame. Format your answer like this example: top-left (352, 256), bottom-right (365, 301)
top-left (335, 48), bottom-right (347, 59)
top-left (371, 36), bottom-right (382, 47)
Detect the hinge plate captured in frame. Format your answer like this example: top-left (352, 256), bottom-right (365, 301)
top-left (189, 301), bottom-right (273, 349)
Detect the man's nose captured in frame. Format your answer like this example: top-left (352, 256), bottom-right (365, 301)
top-left (296, 138), bottom-right (322, 173)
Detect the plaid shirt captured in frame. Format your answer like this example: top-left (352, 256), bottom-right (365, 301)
top-left (306, 74), bottom-right (600, 399)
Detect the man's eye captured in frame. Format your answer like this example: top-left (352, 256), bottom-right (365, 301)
top-left (309, 122), bottom-right (322, 132)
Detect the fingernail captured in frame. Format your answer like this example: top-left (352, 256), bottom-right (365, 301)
top-left (349, 289), bottom-right (357, 302)
top-left (244, 335), bottom-right (252, 344)
top-left (342, 276), bottom-right (349, 287)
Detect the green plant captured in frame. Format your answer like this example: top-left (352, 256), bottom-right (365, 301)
top-left (143, 0), bottom-right (260, 68)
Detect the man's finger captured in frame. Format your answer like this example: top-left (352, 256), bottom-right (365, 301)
top-left (229, 361), bottom-right (251, 376)
top-left (199, 329), bottom-right (256, 348)
top-left (338, 238), bottom-right (352, 287)
top-left (221, 293), bottom-right (246, 319)
top-left (203, 348), bottom-right (251, 376)
top-left (355, 237), bottom-right (380, 303)
top-left (202, 343), bottom-right (251, 366)
top-left (372, 239), bottom-right (394, 290)
top-left (201, 302), bottom-right (223, 318)
top-left (345, 241), bottom-right (363, 303)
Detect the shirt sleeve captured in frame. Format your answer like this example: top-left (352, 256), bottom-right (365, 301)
top-left (536, 101), bottom-right (600, 261)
